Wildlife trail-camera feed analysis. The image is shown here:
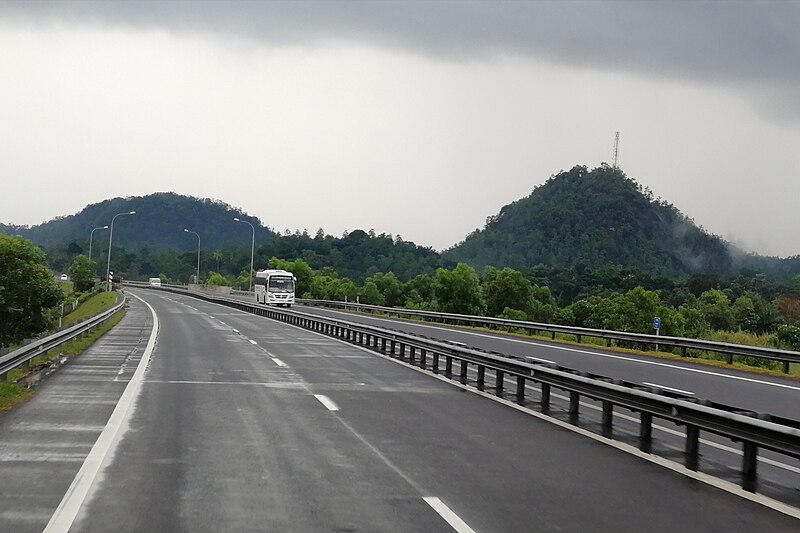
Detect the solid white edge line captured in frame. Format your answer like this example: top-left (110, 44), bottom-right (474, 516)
top-left (423, 497), bottom-right (476, 533)
top-left (272, 358), bottom-right (288, 367)
top-left (642, 382), bottom-right (695, 396)
top-left (314, 394), bottom-right (339, 412)
top-left (43, 292), bottom-right (160, 533)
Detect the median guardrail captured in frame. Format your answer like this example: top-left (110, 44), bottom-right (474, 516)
top-left (130, 284), bottom-right (800, 495)
top-left (0, 297), bottom-right (127, 381)
top-left (297, 299), bottom-right (800, 373)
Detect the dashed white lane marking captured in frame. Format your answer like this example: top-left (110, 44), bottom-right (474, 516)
top-left (307, 308), bottom-right (800, 392)
top-left (272, 358), bottom-right (288, 368)
top-left (248, 339), bottom-right (258, 345)
top-left (313, 394), bottom-right (339, 411)
top-left (643, 382), bottom-right (695, 396)
top-left (218, 321), bottom-right (226, 326)
top-left (232, 328), bottom-right (240, 335)
top-left (44, 292), bottom-right (160, 533)
top-left (423, 497), bottom-right (477, 533)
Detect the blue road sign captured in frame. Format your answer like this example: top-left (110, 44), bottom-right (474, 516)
top-left (653, 317), bottom-right (661, 330)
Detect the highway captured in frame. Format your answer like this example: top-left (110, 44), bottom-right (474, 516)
top-left (1, 290), bottom-right (798, 531)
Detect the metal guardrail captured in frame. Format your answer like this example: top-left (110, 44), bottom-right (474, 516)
top-left (297, 299), bottom-right (800, 373)
top-left (135, 285), bottom-right (800, 494)
top-left (0, 298), bottom-right (127, 381)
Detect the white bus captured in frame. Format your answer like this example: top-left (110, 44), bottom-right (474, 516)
top-left (254, 269), bottom-right (296, 307)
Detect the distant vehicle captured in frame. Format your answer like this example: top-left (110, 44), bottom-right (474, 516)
top-left (60, 274), bottom-right (68, 281)
top-left (149, 278), bottom-right (162, 287)
top-left (254, 269), bottom-right (295, 307)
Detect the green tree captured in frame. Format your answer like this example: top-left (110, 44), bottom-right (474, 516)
top-left (483, 267), bottom-right (533, 317)
top-left (269, 257), bottom-right (314, 297)
top-left (68, 254), bottom-right (96, 292)
top-left (0, 235), bottom-right (64, 347)
top-left (207, 272), bottom-right (228, 286)
top-left (360, 281), bottom-right (385, 305)
top-left (367, 272), bottom-right (403, 307)
top-left (693, 289), bottom-right (735, 331)
top-left (434, 263), bottom-right (485, 315)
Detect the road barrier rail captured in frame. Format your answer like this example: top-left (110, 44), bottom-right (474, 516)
top-left (297, 299), bottom-right (800, 373)
top-left (133, 284), bottom-right (800, 495)
top-left (0, 298), bottom-right (126, 381)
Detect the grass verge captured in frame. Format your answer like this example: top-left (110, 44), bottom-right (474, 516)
top-left (62, 291), bottom-right (117, 327)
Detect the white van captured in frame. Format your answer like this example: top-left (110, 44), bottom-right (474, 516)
top-left (149, 278), bottom-right (162, 287)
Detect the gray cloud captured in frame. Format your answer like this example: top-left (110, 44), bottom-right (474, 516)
top-left (3, 1), bottom-right (798, 80)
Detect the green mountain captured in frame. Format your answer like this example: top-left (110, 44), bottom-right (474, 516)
top-left (443, 165), bottom-right (743, 278)
top-left (0, 192), bottom-right (273, 251)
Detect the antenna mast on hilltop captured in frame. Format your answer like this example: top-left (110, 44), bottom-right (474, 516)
top-left (612, 131), bottom-right (620, 169)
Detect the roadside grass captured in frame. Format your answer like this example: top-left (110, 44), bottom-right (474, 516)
top-left (344, 309), bottom-right (800, 381)
top-left (0, 383), bottom-right (33, 412)
top-left (2, 309), bottom-right (126, 410)
top-left (62, 291), bottom-right (117, 327)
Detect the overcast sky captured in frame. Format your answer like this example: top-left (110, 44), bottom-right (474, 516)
top-left (1, 1), bottom-right (799, 257)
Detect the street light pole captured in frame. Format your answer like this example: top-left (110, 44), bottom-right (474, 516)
top-left (233, 217), bottom-right (255, 292)
top-left (184, 229), bottom-right (201, 284)
top-left (106, 211), bottom-right (136, 291)
top-left (89, 225), bottom-right (108, 262)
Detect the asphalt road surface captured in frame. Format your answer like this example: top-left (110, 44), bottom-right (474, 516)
top-left (2, 290), bottom-right (798, 531)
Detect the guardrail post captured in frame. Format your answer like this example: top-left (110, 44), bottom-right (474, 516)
top-left (419, 349), bottom-right (427, 369)
top-left (477, 366), bottom-right (485, 390)
top-left (495, 370), bottom-right (504, 395)
top-left (516, 376), bottom-right (525, 402)
top-left (576, 334), bottom-right (582, 344)
top-left (601, 401), bottom-right (613, 435)
top-left (390, 340), bottom-right (396, 354)
top-left (409, 346), bottom-right (416, 364)
top-left (726, 353), bottom-right (733, 365)
top-left (568, 391), bottom-right (579, 419)
top-left (639, 412), bottom-right (653, 451)
top-left (445, 356), bottom-right (453, 377)
top-left (606, 339), bottom-right (612, 348)
top-left (460, 360), bottom-right (468, 383)
top-left (782, 361), bottom-right (789, 374)
top-left (685, 425), bottom-right (700, 471)
top-left (551, 331), bottom-right (556, 340)
top-left (540, 383), bottom-right (551, 410)
top-left (742, 441), bottom-right (758, 492)
top-left (432, 353), bottom-right (439, 372)
top-left (399, 343), bottom-right (406, 359)
top-left (380, 338), bottom-right (387, 352)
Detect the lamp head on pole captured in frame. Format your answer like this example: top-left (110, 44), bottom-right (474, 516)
top-left (233, 217), bottom-right (240, 222)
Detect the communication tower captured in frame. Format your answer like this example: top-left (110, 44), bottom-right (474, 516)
top-left (612, 131), bottom-right (620, 169)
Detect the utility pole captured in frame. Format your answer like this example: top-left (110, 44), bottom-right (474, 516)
top-left (612, 131), bottom-right (620, 169)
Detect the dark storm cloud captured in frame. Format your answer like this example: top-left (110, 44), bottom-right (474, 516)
top-left (2, 0), bottom-right (799, 120)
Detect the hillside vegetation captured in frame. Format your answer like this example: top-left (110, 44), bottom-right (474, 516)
top-left (1, 192), bottom-right (272, 252)
top-left (444, 165), bottom-right (738, 277)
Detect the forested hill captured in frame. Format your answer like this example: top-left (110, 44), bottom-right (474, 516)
top-left (0, 192), bottom-right (273, 251)
top-left (443, 165), bottom-right (738, 278)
